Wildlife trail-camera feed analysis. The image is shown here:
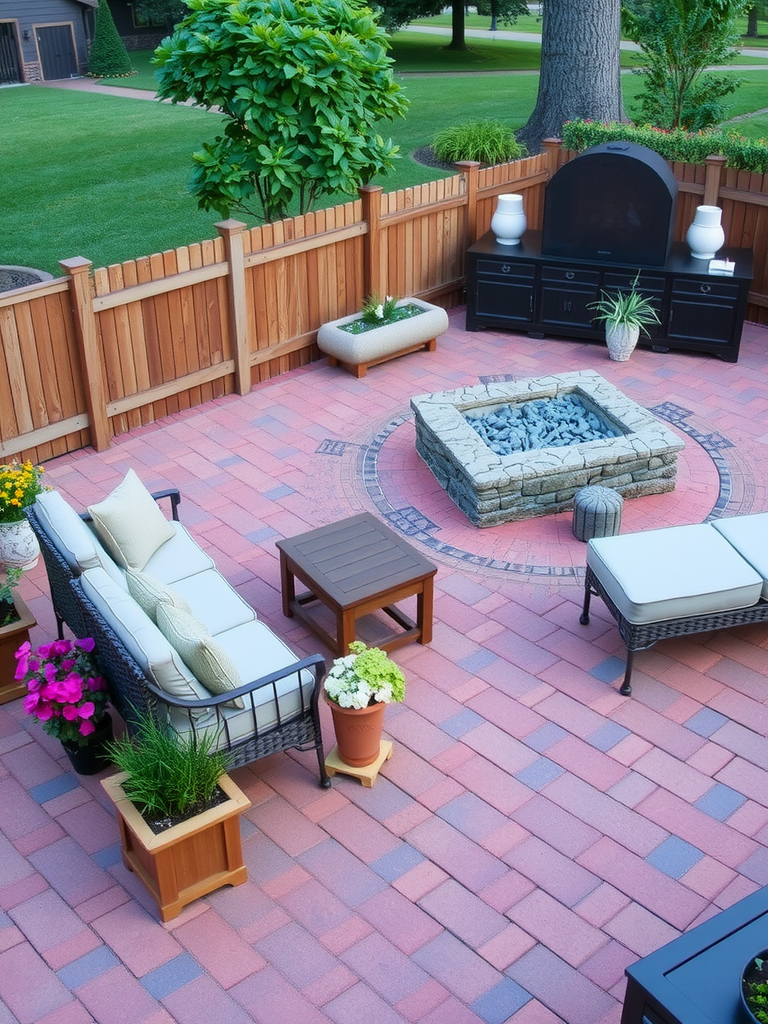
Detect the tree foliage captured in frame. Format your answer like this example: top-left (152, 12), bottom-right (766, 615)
top-left (154, 0), bottom-right (408, 223)
top-left (132, 0), bottom-right (189, 27)
top-left (88, 0), bottom-right (133, 77)
top-left (476, 0), bottom-right (530, 31)
top-left (623, 0), bottom-right (750, 129)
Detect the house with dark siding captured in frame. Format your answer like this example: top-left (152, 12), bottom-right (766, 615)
top-left (0, 0), bottom-right (171, 84)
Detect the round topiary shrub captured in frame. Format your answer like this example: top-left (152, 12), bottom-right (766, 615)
top-left (88, 0), bottom-right (134, 78)
top-left (432, 120), bottom-right (527, 166)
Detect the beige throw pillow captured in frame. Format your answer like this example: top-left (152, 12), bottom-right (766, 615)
top-left (126, 569), bottom-right (192, 623)
top-left (88, 469), bottom-right (175, 571)
top-left (156, 603), bottom-right (244, 709)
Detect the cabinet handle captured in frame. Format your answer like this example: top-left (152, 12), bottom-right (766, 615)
top-left (501, 264), bottom-right (511, 274)
top-left (565, 271), bottom-right (575, 280)
top-left (700, 283), bottom-right (711, 294)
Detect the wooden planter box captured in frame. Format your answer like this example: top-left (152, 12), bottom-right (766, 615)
top-left (0, 593), bottom-right (36, 705)
top-left (101, 771), bottom-right (251, 922)
top-left (317, 298), bottom-right (449, 377)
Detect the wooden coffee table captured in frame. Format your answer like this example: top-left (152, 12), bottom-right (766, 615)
top-left (276, 513), bottom-right (437, 656)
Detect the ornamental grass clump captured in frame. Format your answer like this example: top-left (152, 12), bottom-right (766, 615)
top-left (324, 641), bottom-right (406, 709)
top-left (433, 119), bottom-right (527, 166)
top-left (339, 294), bottom-right (424, 335)
top-left (106, 711), bottom-right (233, 823)
top-left (17, 637), bottom-right (110, 746)
top-left (0, 461), bottom-right (47, 523)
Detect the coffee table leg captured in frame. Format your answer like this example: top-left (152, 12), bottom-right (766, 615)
top-left (417, 577), bottom-right (434, 645)
top-left (339, 607), bottom-right (357, 655)
top-left (279, 553), bottom-right (296, 619)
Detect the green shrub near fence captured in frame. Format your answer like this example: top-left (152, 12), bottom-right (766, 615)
top-left (561, 119), bottom-right (768, 173)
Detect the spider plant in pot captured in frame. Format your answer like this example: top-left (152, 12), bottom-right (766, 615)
top-left (101, 711), bottom-right (250, 921)
top-left (588, 272), bottom-right (661, 362)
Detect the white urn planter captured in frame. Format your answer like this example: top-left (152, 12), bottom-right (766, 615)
top-left (0, 518), bottom-right (40, 570)
top-left (686, 205), bottom-right (725, 260)
top-left (317, 298), bottom-right (449, 377)
top-left (605, 324), bottom-right (640, 362)
top-left (491, 193), bottom-right (527, 245)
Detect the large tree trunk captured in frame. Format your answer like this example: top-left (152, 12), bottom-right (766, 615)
top-left (518, 0), bottom-right (625, 154)
top-left (446, 4), bottom-right (468, 50)
top-left (746, 5), bottom-right (758, 36)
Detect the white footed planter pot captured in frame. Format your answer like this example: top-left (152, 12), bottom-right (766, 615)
top-left (317, 298), bottom-right (449, 377)
top-left (605, 324), bottom-right (640, 362)
top-left (491, 193), bottom-right (527, 245)
top-left (686, 205), bottom-right (725, 260)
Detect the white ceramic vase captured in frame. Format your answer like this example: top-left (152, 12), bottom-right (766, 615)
top-left (686, 205), bottom-right (725, 260)
top-left (491, 194), bottom-right (527, 246)
top-left (0, 518), bottom-right (39, 570)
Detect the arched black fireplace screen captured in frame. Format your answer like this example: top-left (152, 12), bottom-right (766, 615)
top-left (541, 141), bottom-right (679, 267)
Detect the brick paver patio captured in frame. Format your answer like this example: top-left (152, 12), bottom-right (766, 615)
top-left (3, 310), bottom-right (768, 1024)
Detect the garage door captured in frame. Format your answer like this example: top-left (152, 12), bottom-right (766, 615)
top-left (37, 24), bottom-right (77, 80)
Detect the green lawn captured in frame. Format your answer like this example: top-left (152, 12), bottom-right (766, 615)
top-left (6, 60), bottom-right (766, 276)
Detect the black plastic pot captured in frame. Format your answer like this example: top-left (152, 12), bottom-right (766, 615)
top-left (741, 949), bottom-right (768, 1023)
top-left (61, 713), bottom-right (114, 775)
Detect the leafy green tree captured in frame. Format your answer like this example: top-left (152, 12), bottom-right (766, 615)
top-left (154, 0), bottom-right (408, 223)
top-left (476, 0), bottom-right (530, 31)
top-left (623, 0), bottom-right (750, 129)
top-left (132, 0), bottom-right (188, 29)
top-left (88, 0), bottom-right (133, 77)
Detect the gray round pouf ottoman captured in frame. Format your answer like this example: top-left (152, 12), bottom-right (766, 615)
top-left (572, 485), bottom-right (623, 542)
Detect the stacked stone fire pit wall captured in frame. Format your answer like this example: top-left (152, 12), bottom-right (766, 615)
top-left (411, 371), bottom-right (684, 527)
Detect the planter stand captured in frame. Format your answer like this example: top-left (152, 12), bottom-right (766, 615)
top-left (0, 593), bottom-right (36, 705)
top-left (102, 771), bottom-right (250, 922)
top-left (317, 298), bottom-right (449, 377)
top-left (324, 740), bottom-right (393, 787)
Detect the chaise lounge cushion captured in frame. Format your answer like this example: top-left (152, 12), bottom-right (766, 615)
top-left (711, 512), bottom-right (768, 600)
top-left (587, 522), bottom-right (763, 624)
top-left (88, 469), bottom-right (176, 570)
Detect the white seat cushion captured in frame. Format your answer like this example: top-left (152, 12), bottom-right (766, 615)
top-left (88, 469), bottom-right (175, 570)
top-left (712, 513), bottom-right (768, 600)
top-left (171, 568), bottom-right (256, 634)
top-left (587, 522), bottom-right (763, 624)
top-left (34, 490), bottom-right (125, 585)
top-left (142, 523), bottom-right (215, 583)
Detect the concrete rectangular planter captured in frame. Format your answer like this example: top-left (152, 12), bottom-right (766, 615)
top-left (317, 298), bottom-right (449, 377)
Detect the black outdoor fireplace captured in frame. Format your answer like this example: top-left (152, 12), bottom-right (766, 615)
top-left (465, 139), bottom-right (753, 361)
top-left (541, 141), bottom-right (679, 266)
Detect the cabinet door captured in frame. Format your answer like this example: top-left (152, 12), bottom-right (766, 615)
top-left (473, 259), bottom-right (535, 324)
top-left (540, 266), bottom-right (600, 329)
top-left (667, 279), bottom-right (740, 345)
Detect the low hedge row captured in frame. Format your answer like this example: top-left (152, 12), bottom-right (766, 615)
top-left (560, 119), bottom-right (768, 173)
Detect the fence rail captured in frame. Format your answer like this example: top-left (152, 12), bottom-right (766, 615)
top-left (1, 144), bottom-right (766, 462)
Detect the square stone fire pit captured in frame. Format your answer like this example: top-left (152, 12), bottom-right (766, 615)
top-left (410, 370), bottom-right (684, 527)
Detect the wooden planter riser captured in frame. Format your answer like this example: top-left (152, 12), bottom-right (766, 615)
top-left (0, 593), bottom-right (36, 705)
top-left (102, 771), bottom-right (250, 922)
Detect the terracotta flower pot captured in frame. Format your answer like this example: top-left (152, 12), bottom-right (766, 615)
top-left (324, 692), bottom-right (386, 767)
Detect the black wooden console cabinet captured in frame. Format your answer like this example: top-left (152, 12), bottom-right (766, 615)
top-left (620, 885), bottom-right (768, 1024)
top-left (466, 230), bottom-right (753, 362)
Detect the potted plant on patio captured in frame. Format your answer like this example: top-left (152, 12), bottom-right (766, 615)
top-left (102, 711), bottom-right (250, 921)
top-left (317, 293), bottom-right (449, 377)
top-left (589, 272), bottom-right (661, 361)
top-left (16, 636), bottom-right (113, 773)
top-left (741, 950), bottom-right (768, 1023)
top-left (0, 565), bottom-right (36, 705)
top-left (323, 641), bottom-right (406, 768)
top-left (0, 460), bottom-right (48, 569)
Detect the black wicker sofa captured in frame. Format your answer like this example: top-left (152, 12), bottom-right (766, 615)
top-left (580, 515), bottom-right (768, 695)
top-left (27, 471), bottom-right (329, 786)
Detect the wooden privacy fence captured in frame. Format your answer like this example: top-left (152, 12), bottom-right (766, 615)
top-left (1, 142), bottom-right (767, 463)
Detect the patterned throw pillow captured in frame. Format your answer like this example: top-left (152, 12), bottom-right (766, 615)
top-left (125, 569), bottom-right (192, 623)
top-left (88, 468), bottom-right (175, 570)
top-left (156, 603), bottom-right (244, 709)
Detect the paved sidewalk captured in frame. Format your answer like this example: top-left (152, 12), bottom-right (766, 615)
top-left (3, 313), bottom-right (768, 1024)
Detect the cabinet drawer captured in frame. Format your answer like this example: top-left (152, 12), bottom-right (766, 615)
top-left (603, 272), bottom-right (665, 294)
top-left (476, 259), bottom-right (536, 280)
top-left (671, 278), bottom-right (740, 301)
top-left (542, 266), bottom-right (601, 287)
